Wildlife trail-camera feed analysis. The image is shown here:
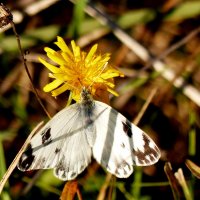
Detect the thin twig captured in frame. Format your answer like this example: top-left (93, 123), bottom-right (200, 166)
top-left (97, 173), bottom-right (113, 200)
top-left (133, 87), bottom-right (158, 125)
top-left (9, 21), bottom-right (51, 119)
top-left (22, 170), bottom-right (44, 195)
top-left (76, 187), bottom-right (83, 200)
top-left (143, 27), bottom-right (200, 70)
top-left (0, 3), bottom-right (51, 118)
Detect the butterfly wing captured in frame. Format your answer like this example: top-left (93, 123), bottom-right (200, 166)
top-left (92, 101), bottom-right (160, 178)
top-left (18, 103), bottom-right (92, 181)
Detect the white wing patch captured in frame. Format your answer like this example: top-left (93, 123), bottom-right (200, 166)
top-left (18, 89), bottom-right (160, 180)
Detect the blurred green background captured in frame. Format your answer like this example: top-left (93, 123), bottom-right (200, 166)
top-left (0, 0), bottom-right (200, 199)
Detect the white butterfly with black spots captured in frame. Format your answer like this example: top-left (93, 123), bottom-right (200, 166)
top-left (18, 88), bottom-right (160, 181)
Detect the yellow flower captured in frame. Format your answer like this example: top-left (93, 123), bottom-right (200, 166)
top-left (39, 36), bottom-right (124, 105)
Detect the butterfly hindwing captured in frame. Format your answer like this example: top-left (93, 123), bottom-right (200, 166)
top-left (92, 101), bottom-right (160, 178)
top-left (18, 103), bottom-right (92, 181)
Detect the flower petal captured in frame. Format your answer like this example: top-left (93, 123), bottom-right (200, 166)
top-left (55, 36), bottom-right (73, 57)
top-left (61, 52), bottom-right (73, 64)
top-left (101, 69), bottom-right (124, 79)
top-left (51, 83), bottom-right (70, 97)
top-left (107, 88), bottom-right (119, 96)
top-left (46, 51), bottom-right (66, 66)
top-left (71, 40), bottom-right (81, 62)
top-left (43, 79), bottom-right (63, 92)
top-left (39, 57), bottom-right (61, 73)
top-left (85, 44), bottom-right (97, 64)
top-left (44, 47), bottom-right (55, 54)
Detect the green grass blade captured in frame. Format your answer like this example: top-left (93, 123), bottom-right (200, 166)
top-left (68, 0), bottom-right (88, 38)
top-left (0, 138), bottom-right (11, 200)
top-left (188, 112), bottom-right (196, 156)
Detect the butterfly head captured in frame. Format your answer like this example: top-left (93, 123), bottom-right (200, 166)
top-left (80, 87), bottom-right (93, 104)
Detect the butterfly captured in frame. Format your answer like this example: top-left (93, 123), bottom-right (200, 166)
top-left (18, 87), bottom-right (160, 181)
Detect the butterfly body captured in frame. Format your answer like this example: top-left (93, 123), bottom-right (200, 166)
top-left (18, 88), bottom-right (160, 180)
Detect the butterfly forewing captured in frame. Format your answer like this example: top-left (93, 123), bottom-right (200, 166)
top-left (92, 101), bottom-right (160, 178)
